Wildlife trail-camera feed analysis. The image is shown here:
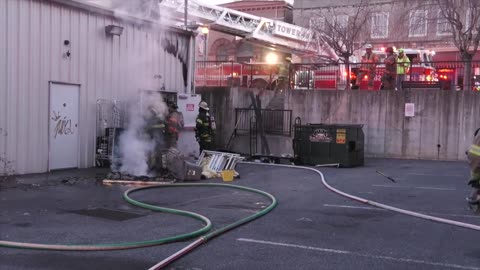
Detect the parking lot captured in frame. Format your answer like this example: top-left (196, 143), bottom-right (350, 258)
top-left (1, 158), bottom-right (480, 270)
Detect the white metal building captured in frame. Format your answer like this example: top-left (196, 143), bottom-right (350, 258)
top-left (0, 0), bottom-right (196, 174)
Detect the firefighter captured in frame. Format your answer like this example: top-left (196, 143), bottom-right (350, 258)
top-left (195, 101), bottom-right (215, 154)
top-left (358, 44), bottom-right (378, 90)
top-left (145, 105), bottom-right (165, 171)
top-left (467, 128), bottom-right (480, 204)
top-left (381, 47), bottom-right (396, 90)
top-left (165, 101), bottom-right (184, 149)
top-left (396, 48), bottom-right (410, 91)
top-left (276, 56), bottom-right (291, 91)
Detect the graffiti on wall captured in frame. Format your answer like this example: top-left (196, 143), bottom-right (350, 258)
top-left (51, 110), bottom-right (76, 139)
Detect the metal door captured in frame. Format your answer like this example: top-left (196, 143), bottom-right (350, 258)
top-left (49, 82), bottom-right (80, 170)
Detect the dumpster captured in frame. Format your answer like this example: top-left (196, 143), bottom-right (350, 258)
top-left (293, 123), bottom-right (364, 167)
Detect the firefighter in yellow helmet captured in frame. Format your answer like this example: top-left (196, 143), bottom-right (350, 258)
top-left (195, 101), bottom-right (215, 154)
top-left (467, 128), bottom-right (480, 205)
top-left (396, 48), bottom-right (410, 90)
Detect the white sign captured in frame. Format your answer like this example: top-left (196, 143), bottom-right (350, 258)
top-left (405, 103), bottom-right (415, 117)
top-left (177, 94), bottom-right (201, 128)
top-left (273, 21), bottom-right (313, 42)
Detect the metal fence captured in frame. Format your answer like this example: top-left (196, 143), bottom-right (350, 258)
top-left (195, 60), bottom-right (480, 91)
top-left (195, 61), bottom-right (285, 89)
top-left (95, 99), bottom-right (128, 166)
top-left (235, 108), bottom-right (292, 136)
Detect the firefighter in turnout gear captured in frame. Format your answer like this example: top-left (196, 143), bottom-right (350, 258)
top-left (276, 56), bottom-right (291, 91)
top-left (195, 101), bottom-right (215, 154)
top-left (146, 105), bottom-right (166, 172)
top-left (467, 128), bottom-right (480, 204)
top-left (165, 101), bottom-right (184, 149)
top-left (358, 44), bottom-right (378, 90)
top-left (381, 47), bottom-right (396, 90)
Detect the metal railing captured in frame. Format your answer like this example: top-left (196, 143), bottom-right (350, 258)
top-left (235, 108), bottom-right (292, 136)
top-left (195, 60), bottom-right (480, 91)
top-left (195, 61), bottom-right (286, 89)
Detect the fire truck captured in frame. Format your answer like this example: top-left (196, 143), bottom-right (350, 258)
top-left (350, 48), bottom-right (437, 90)
top-left (196, 48), bottom-right (438, 91)
top-left (435, 62), bottom-right (480, 91)
top-left (195, 62), bottom-right (281, 89)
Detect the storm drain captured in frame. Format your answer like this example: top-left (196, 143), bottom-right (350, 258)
top-left (67, 208), bottom-right (145, 221)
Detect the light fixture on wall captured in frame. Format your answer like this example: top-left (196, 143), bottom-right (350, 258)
top-left (105, 25), bottom-right (124, 36)
top-left (200, 27), bottom-right (209, 35)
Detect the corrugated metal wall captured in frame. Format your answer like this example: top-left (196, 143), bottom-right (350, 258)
top-left (0, 0), bottom-right (194, 174)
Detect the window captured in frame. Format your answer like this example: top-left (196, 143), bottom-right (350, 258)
top-left (309, 17), bottom-right (325, 30)
top-left (216, 45), bottom-right (229, 61)
top-left (371, 12), bottom-right (389, 38)
top-left (335, 15), bottom-right (348, 30)
top-left (236, 42), bottom-right (253, 63)
top-left (409, 10), bottom-right (427, 37)
top-left (437, 10), bottom-right (451, 36)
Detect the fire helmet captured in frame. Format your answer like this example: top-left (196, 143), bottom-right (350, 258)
top-left (199, 101), bottom-right (209, 111)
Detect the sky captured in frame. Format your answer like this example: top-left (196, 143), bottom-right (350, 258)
top-left (198, 0), bottom-right (294, 5)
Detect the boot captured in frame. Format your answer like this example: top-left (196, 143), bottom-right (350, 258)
top-left (466, 188), bottom-right (480, 204)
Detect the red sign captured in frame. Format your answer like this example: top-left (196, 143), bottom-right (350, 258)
top-left (186, 104), bottom-right (195, 111)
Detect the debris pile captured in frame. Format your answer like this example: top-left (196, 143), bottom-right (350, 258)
top-left (106, 171), bottom-right (174, 182)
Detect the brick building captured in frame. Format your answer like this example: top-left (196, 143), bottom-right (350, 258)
top-left (292, 0), bottom-right (480, 62)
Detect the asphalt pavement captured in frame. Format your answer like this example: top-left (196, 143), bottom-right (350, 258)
top-left (1, 159), bottom-right (479, 270)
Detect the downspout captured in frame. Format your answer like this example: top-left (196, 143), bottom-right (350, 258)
top-left (187, 33), bottom-right (197, 94)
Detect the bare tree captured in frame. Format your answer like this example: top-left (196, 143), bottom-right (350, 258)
top-left (436, 0), bottom-right (480, 90)
top-left (410, 0), bottom-right (480, 90)
top-left (308, 0), bottom-right (373, 89)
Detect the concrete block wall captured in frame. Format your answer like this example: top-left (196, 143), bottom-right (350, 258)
top-left (199, 87), bottom-right (480, 161)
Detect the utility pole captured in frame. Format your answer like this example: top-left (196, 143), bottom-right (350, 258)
top-left (184, 0), bottom-right (188, 29)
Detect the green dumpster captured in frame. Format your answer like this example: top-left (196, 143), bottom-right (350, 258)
top-left (293, 123), bottom-right (364, 167)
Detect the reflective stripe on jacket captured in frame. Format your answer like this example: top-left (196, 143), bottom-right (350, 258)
top-left (166, 111), bottom-right (181, 136)
top-left (470, 144), bottom-right (480, 156)
top-left (195, 111), bottom-right (213, 142)
top-left (468, 132), bottom-right (480, 176)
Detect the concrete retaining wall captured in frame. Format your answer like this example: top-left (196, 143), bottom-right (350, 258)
top-left (198, 87), bottom-right (480, 161)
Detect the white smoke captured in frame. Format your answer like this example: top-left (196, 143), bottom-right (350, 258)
top-left (115, 92), bottom-right (168, 176)
top-left (85, 0), bottom-right (162, 23)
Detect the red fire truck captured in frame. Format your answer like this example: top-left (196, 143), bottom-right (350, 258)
top-left (351, 48), bottom-right (437, 90)
top-left (195, 62), bottom-right (283, 89)
top-left (195, 48), bottom-right (437, 90)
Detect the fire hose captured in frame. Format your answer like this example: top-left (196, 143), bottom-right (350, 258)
top-left (151, 162), bottom-right (480, 269)
top-left (0, 183), bottom-right (277, 251)
top-left (2, 163), bottom-right (480, 269)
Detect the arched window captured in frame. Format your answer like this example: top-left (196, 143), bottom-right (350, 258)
top-left (216, 45), bottom-right (229, 61)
